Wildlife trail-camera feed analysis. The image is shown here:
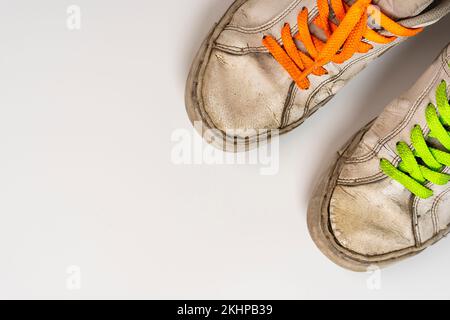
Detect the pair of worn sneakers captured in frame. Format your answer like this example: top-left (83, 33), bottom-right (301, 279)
top-left (185, 0), bottom-right (450, 271)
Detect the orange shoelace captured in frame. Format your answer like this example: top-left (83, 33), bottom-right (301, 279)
top-left (262, 0), bottom-right (422, 90)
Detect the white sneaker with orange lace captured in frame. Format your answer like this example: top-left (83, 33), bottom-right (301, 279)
top-left (185, 0), bottom-right (450, 150)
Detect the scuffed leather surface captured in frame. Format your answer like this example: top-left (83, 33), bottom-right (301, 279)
top-left (202, 50), bottom-right (289, 130)
top-left (329, 44), bottom-right (450, 256)
top-left (330, 179), bottom-right (415, 256)
top-left (228, 0), bottom-right (302, 30)
top-left (374, 0), bottom-right (434, 19)
top-left (216, 0), bottom-right (317, 52)
top-left (200, 0), bottom-right (440, 133)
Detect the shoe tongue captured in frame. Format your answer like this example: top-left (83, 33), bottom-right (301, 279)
top-left (372, 0), bottom-right (433, 19)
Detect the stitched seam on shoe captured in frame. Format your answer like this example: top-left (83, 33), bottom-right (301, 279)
top-left (345, 130), bottom-right (426, 165)
top-left (281, 82), bottom-right (298, 128)
top-left (431, 194), bottom-right (442, 236)
top-left (214, 24), bottom-right (299, 54)
top-left (338, 141), bottom-right (425, 184)
top-left (346, 78), bottom-right (438, 163)
top-left (215, 13), bottom-right (421, 53)
top-left (411, 175), bottom-right (450, 246)
top-left (412, 196), bottom-right (422, 246)
top-left (224, 0), bottom-right (311, 33)
top-left (345, 59), bottom-right (447, 164)
top-left (430, 188), bottom-right (450, 235)
top-left (444, 53), bottom-right (450, 78)
top-left (338, 64), bottom-right (446, 183)
top-left (282, 51), bottom-right (372, 129)
top-left (337, 171), bottom-right (386, 185)
top-left (302, 44), bottom-right (395, 118)
top-left (214, 43), bottom-right (270, 54)
top-left (216, 10), bottom-right (318, 53)
top-left (281, 44), bottom-right (399, 132)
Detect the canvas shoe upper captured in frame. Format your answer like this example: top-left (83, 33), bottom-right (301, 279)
top-left (186, 0), bottom-right (450, 150)
top-left (308, 43), bottom-right (450, 271)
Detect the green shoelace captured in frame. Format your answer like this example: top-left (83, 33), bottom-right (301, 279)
top-left (380, 79), bottom-right (450, 199)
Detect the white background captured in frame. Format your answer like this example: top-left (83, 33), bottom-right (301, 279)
top-left (0, 0), bottom-right (449, 299)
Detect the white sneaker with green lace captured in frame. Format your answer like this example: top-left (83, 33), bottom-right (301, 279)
top-left (308, 43), bottom-right (450, 271)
